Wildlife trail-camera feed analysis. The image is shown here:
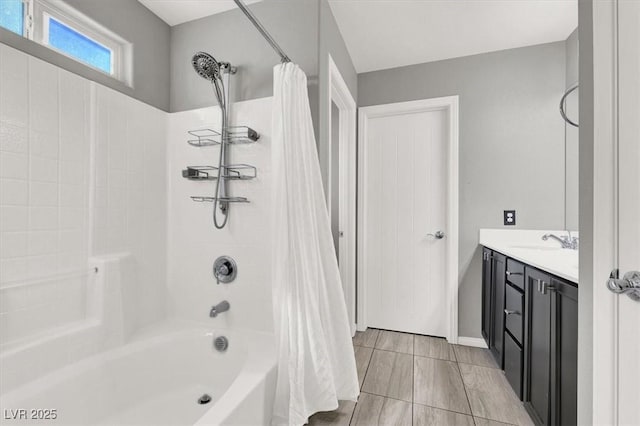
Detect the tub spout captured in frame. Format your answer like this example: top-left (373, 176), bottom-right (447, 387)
top-left (210, 300), bottom-right (230, 318)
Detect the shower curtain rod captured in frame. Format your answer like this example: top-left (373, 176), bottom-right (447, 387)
top-left (233, 0), bottom-right (291, 63)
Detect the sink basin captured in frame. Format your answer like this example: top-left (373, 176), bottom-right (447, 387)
top-left (509, 245), bottom-right (564, 251)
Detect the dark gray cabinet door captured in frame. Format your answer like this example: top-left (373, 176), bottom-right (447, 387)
top-left (504, 330), bottom-right (524, 399)
top-left (551, 278), bottom-right (578, 426)
top-left (481, 248), bottom-right (493, 344)
top-left (490, 252), bottom-right (506, 368)
top-left (524, 267), bottom-right (552, 425)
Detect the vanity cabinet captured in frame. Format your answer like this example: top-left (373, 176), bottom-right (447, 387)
top-left (550, 277), bottom-right (578, 426)
top-left (481, 249), bottom-right (506, 368)
top-left (523, 268), bottom-right (579, 426)
top-left (481, 246), bottom-right (578, 425)
top-left (523, 267), bottom-right (552, 424)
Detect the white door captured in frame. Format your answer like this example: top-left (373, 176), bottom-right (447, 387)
top-left (359, 98), bottom-right (458, 338)
top-left (591, 1), bottom-right (640, 424)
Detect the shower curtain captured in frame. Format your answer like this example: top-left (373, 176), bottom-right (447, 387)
top-left (271, 62), bottom-right (359, 426)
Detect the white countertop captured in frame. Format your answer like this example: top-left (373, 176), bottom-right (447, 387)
top-left (479, 229), bottom-right (579, 283)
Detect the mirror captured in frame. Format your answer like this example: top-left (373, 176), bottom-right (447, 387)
top-left (564, 28), bottom-right (579, 231)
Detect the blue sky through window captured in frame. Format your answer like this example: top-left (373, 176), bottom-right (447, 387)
top-left (48, 17), bottom-right (111, 74)
top-left (0, 0), bottom-right (24, 35)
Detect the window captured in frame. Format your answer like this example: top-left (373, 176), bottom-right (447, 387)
top-left (45, 16), bottom-right (112, 74)
top-left (0, 0), bottom-right (132, 85)
top-left (0, 0), bottom-right (24, 36)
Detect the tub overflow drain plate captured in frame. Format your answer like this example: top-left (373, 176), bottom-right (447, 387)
top-left (214, 336), bottom-right (229, 352)
top-left (198, 394), bottom-right (212, 405)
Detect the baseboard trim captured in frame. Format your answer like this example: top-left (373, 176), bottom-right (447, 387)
top-left (457, 337), bottom-right (488, 348)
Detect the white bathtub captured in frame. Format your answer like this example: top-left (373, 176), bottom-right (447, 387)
top-left (0, 322), bottom-right (277, 425)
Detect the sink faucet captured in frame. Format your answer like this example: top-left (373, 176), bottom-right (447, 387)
top-left (542, 232), bottom-right (579, 250)
top-left (210, 300), bottom-right (230, 318)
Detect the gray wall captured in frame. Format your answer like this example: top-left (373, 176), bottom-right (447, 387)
top-left (169, 0), bottom-right (355, 172)
top-left (358, 42), bottom-right (567, 338)
top-left (0, 0), bottom-right (171, 111)
top-left (170, 0), bottom-right (319, 113)
top-left (318, 0), bottom-right (358, 98)
top-left (317, 0), bottom-right (358, 193)
top-left (564, 28), bottom-right (579, 231)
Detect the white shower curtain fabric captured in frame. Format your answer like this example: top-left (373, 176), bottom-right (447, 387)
top-left (271, 62), bottom-right (360, 426)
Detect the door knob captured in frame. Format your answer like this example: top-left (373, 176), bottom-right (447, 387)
top-left (426, 231), bottom-right (445, 239)
top-left (607, 270), bottom-right (640, 301)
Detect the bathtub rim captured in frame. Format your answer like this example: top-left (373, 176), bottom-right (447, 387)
top-left (0, 320), bottom-right (277, 426)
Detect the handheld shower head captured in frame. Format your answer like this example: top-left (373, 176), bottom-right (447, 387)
top-left (190, 51), bottom-right (231, 229)
top-left (192, 52), bottom-right (220, 81)
top-left (192, 51), bottom-right (226, 109)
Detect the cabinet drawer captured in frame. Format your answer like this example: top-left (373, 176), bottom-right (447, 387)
top-left (506, 258), bottom-right (525, 290)
top-left (505, 283), bottom-right (524, 344)
top-left (504, 332), bottom-right (523, 400)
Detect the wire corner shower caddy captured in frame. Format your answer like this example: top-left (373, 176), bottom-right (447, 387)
top-left (184, 120), bottom-right (260, 223)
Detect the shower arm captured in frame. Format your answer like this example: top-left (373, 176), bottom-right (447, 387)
top-left (232, 0), bottom-right (291, 63)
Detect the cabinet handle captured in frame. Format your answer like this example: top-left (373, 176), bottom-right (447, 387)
top-left (506, 271), bottom-right (523, 276)
top-left (504, 309), bottom-right (520, 316)
top-left (537, 279), bottom-right (556, 295)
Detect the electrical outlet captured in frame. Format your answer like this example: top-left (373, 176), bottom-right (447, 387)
top-left (504, 210), bottom-right (516, 226)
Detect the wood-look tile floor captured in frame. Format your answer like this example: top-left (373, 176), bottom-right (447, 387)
top-left (308, 328), bottom-right (533, 426)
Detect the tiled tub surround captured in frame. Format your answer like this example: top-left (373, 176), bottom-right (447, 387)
top-left (1, 43), bottom-right (277, 424)
top-left (1, 46), bottom-right (91, 344)
top-left (479, 229), bottom-right (578, 282)
top-left (1, 254), bottom-right (139, 392)
top-left (0, 44), bottom-right (167, 391)
top-left (311, 328), bottom-right (533, 426)
top-left (167, 97), bottom-right (274, 333)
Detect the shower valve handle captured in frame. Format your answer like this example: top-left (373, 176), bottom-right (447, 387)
top-left (213, 256), bottom-right (237, 284)
top-left (217, 264), bottom-right (230, 276)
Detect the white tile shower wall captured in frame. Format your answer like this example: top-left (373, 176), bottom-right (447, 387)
top-left (168, 97), bottom-right (273, 333)
top-left (0, 45), bottom-right (91, 346)
top-left (92, 85), bottom-right (168, 331)
top-left (0, 255), bottom-right (133, 393)
top-left (0, 44), bottom-right (167, 351)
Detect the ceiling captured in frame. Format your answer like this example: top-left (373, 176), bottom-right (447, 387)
top-left (138, 0), bottom-right (261, 26)
top-left (328, 0), bottom-right (578, 73)
top-left (139, 0), bottom-right (577, 73)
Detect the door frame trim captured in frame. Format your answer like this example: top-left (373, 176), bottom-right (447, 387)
top-left (357, 96), bottom-right (459, 343)
top-left (327, 54), bottom-right (357, 336)
top-left (581, 0), bottom-right (626, 424)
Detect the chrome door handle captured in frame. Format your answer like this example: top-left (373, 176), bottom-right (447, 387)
top-left (506, 271), bottom-right (523, 276)
top-left (427, 231), bottom-right (445, 239)
top-left (607, 270), bottom-right (640, 301)
top-left (504, 309), bottom-right (520, 316)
